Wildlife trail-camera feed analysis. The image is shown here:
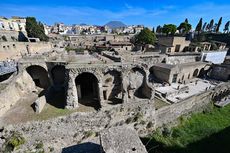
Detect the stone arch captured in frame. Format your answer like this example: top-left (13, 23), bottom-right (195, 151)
top-left (103, 70), bottom-right (122, 103)
top-left (26, 65), bottom-right (50, 89)
top-left (51, 65), bottom-right (66, 87)
top-left (0, 72), bottom-right (14, 83)
top-left (75, 72), bottom-right (101, 110)
top-left (198, 68), bottom-right (205, 78)
top-left (125, 66), bottom-right (152, 99)
top-left (211, 93), bottom-right (216, 99)
top-left (193, 69), bottom-right (199, 77)
top-left (22, 63), bottom-right (48, 72)
top-left (72, 68), bottom-right (103, 84)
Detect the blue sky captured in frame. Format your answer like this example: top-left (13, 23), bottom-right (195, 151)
top-left (1, 0), bottom-right (230, 29)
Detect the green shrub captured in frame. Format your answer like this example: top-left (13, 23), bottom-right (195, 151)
top-left (162, 124), bottom-right (172, 137)
top-left (133, 112), bottom-right (143, 122)
top-left (146, 121), bottom-right (154, 129)
top-left (3, 131), bottom-right (25, 152)
top-left (126, 117), bottom-right (133, 124)
top-left (83, 131), bottom-right (96, 138)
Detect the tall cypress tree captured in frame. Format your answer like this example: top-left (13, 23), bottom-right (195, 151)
top-left (152, 27), bottom-right (155, 33)
top-left (224, 21), bottom-right (230, 33)
top-left (195, 18), bottom-right (203, 34)
top-left (185, 18), bottom-right (189, 23)
top-left (216, 17), bottom-right (222, 33)
top-left (209, 19), bottom-right (214, 32)
top-left (156, 25), bottom-right (162, 34)
top-left (202, 22), bottom-right (207, 32)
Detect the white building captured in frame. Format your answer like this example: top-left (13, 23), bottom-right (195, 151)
top-left (0, 16), bottom-right (26, 32)
top-left (201, 50), bottom-right (228, 64)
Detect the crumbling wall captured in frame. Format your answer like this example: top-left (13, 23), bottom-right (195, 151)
top-left (122, 67), bottom-right (153, 100)
top-left (0, 42), bottom-right (53, 60)
top-left (0, 71), bottom-right (36, 117)
top-left (0, 100), bottom-right (154, 152)
top-left (103, 70), bottom-right (122, 100)
top-left (167, 55), bottom-right (198, 65)
top-left (155, 91), bottom-right (212, 128)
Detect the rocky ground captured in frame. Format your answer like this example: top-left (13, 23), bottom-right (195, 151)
top-left (0, 100), bottom-right (155, 153)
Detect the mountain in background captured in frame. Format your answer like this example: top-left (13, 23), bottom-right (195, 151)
top-left (105, 21), bottom-right (126, 29)
top-left (79, 23), bottom-right (88, 26)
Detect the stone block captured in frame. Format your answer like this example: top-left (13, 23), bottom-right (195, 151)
top-left (100, 126), bottom-right (147, 153)
top-left (34, 96), bottom-right (46, 113)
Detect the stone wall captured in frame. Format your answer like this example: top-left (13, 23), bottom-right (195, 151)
top-left (0, 71), bottom-right (36, 116)
top-left (210, 64), bottom-right (230, 81)
top-left (0, 30), bottom-right (27, 42)
top-left (0, 42), bottom-right (53, 60)
top-left (166, 54), bottom-right (199, 65)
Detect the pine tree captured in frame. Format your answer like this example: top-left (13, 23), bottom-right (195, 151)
top-left (134, 28), bottom-right (156, 45)
top-left (177, 20), bottom-right (192, 34)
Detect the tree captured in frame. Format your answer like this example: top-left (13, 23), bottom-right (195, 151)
top-left (202, 22), bottom-right (207, 32)
top-left (216, 17), bottom-right (222, 33)
top-left (185, 18), bottom-right (189, 24)
top-left (156, 25), bottom-right (162, 34)
top-left (195, 18), bottom-right (203, 34)
top-left (177, 20), bottom-right (192, 34)
top-left (25, 17), bottom-right (48, 41)
top-left (213, 23), bottom-right (218, 32)
top-left (162, 24), bottom-right (177, 35)
top-left (152, 27), bottom-right (155, 33)
top-left (209, 19), bottom-right (214, 32)
top-left (134, 28), bottom-right (156, 45)
top-left (205, 23), bottom-right (210, 31)
top-left (224, 21), bottom-right (230, 33)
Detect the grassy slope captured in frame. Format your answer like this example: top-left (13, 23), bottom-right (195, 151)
top-left (142, 104), bottom-right (230, 153)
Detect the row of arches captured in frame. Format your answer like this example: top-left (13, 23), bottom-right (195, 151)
top-left (212, 89), bottom-right (230, 102)
top-left (192, 68), bottom-right (206, 78)
top-left (26, 65), bottom-right (66, 89)
top-left (26, 65), bottom-right (66, 108)
top-left (25, 65), bottom-right (152, 110)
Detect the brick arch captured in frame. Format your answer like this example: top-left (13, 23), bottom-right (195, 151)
top-left (22, 63), bottom-right (48, 72)
top-left (26, 65), bottom-right (50, 89)
top-left (71, 68), bottom-right (103, 84)
top-left (74, 71), bottom-right (101, 110)
top-left (128, 65), bottom-right (153, 99)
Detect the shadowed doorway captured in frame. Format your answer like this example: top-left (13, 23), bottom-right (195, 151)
top-left (75, 72), bottom-right (101, 110)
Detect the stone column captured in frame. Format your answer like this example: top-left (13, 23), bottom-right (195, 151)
top-left (121, 69), bottom-right (129, 103)
top-left (66, 73), bottom-right (78, 109)
top-left (98, 82), bottom-right (105, 106)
